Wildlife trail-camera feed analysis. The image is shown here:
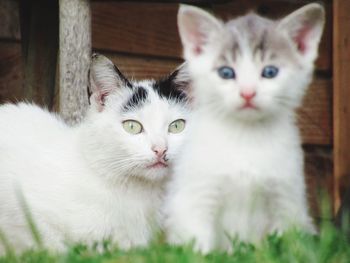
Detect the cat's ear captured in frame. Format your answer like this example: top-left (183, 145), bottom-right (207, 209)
top-left (278, 3), bottom-right (325, 63)
top-left (177, 5), bottom-right (223, 59)
top-left (89, 53), bottom-right (131, 111)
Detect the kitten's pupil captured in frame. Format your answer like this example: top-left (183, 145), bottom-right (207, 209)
top-left (218, 66), bottom-right (235, 79)
top-left (261, 66), bottom-right (279, 79)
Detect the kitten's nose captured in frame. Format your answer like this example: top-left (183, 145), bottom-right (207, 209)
top-left (240, 91), bottom-right (256, 101)
top-left (152, 146), bottom-right (167, 158)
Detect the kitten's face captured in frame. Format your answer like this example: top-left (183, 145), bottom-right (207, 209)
top-left (86, 55), bottom-right (190, 182)
top-left (108, 81), bottom-right (189, 181)
top-left (178, 4), bottom-right (324, 122)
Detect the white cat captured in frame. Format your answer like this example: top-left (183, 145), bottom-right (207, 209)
top-left (164, 4), bottom-right (325, 253)
top-left (0, 54), bottom-right (190, 253)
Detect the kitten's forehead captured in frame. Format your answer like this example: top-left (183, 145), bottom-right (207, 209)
top-left (227, 14), bottom-right (273, 39)
top-left (222, 13), bottom-right (296, 63)
top-left (122, 79), bottom-right (188, 113)
top-left (121, 80), bottom-right (152, 112)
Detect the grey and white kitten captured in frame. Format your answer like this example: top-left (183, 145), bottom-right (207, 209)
top-left (0, 54), bottom-right (190, 253)
top-left (164, 4), bottom-right (325, 253)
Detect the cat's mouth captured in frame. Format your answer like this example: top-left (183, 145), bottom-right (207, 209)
top-left (239, 102), bottom-right (258, 110)
top-left (148, 160), bottom-right (168, 169)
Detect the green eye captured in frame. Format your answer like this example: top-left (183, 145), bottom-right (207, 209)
top-left (168, 119), bottom-right (186, 134)
top-left (122, 120), bottom-right (143, 134)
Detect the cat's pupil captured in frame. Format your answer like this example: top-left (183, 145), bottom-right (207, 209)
top-left (261, 66), bottom-right (279, 79)
top-left (218, 66), bottom-right (235, 79)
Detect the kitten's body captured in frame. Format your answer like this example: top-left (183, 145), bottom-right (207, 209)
top-left (166, 110), bottom-right (310, 249)
top-left (0, 103), bottom-right (163, 251)
top-left (0, 55), bottom-right (190, 253)
top-left (164, 4), bottom-right (324, 253)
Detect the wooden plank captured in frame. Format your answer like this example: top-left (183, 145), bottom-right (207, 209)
top-left (0, 0), bottom-right (21, 40)
top-left (92, 1), bottom-right (331, 70)
top-left (91, 2), bottom-right (181, 58)
top-left (298, 78), bottom-right (332, 145)
top-left (333, 0), bottom-right (350, 214)
top-left (0, 42), bottom-right (24, 103)
top-left (212, 0), bottom-right (332, 71)
top-left (20, 0), bottom-right (58, 109)
top-left (304, 145), bottom-right (333, 220)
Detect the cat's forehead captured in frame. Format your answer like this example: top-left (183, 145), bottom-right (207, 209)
top-left (221, 13), bottom-right (296, 63)
top-left (226, 13), bottom-right (276, 38)
top-left (122, 79), bottom-right (188, 114)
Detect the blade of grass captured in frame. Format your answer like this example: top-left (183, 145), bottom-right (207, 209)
top-left (15, 186), bottom-right (43, 250)
top-left (0, 227), bottom-right (17, 262)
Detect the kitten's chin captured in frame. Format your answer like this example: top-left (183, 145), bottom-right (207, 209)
top-left (136, 166), bottom-right (170, 182)
top-left (232, 108), bottom-right (269, 122)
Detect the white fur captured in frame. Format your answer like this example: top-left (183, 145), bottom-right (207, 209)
top-left (0, 60), bottom-right (190, 253)
top-left (164, 4), bottom-right (324, 253)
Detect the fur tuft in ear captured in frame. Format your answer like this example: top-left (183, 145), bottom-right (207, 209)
top-left (89, 54), bottom-right (131, 111)
top-left (169, 63), bottom-right (191, 89)
top-left (278, 3), bottom-right (325, 62)
top-left (155, 62), bottom-right (192, 103)
top-left (177, 5), bottom-right (223, 59)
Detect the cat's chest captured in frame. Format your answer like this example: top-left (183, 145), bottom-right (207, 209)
top-left (71, 181), bottom-right (160, 218)
top-left (186, 116), bottom-right (300, 178)
top-left (62, 182), bottom-right (162, 242)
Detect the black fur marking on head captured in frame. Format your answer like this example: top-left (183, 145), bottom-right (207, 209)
top-left (123, 86), bottom-right (149, 111)
top-left (153, 70), bottom-right (188, 103)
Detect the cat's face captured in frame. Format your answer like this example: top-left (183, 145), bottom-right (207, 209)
top-left (177, 4), bottom-right (324, 121)
top-left (86, 55), bottom-right (190, 182)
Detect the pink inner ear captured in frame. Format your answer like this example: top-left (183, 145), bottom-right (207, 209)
top-left (100, 92), bottom-right (107, 105)
top-left (293, 25), bottom-right (311, 54)
top-left (93, 90), bottom-right (109, 112)
top-left (193, 45), bottom-right (202, 55)
top-left (188, 29), bottom-right (206, 56)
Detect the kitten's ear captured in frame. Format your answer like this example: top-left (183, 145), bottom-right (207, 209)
top-left (89, 53), bottom-right (131, 111)
top-left (177, 5), bottom-right (223, 59)
top-left (278, 3), bottom-right (325, 63)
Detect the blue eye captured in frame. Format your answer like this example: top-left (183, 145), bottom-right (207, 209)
top-left (218, 66), bottom-right (236, 79)
top-left (262, 66), bottom-right (279, 78)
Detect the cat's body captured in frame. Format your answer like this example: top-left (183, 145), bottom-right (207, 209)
top-left (165, 109), bottom-right (310, 250)
top-left (0, 103), bottom-right (162, 250)
top-left (0, 55), bottom-right (190, 253)
top-left (164, 4), bottom-right (325, 253)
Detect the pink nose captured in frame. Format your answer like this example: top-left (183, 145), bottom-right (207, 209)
top-left (240, 91), bottom-right (256, 101)
top-left (152, 146), bottom-right (167, 158)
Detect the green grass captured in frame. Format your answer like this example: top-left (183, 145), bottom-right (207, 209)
top-left (1, 195), bottom-right (349, 262)
top-left (1, 221), bottom-right (349, 263)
